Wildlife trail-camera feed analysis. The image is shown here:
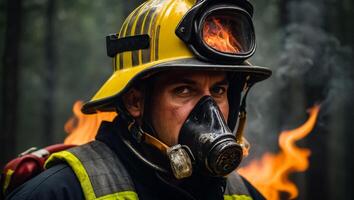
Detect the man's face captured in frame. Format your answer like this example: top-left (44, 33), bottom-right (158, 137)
top-left (149, 70), bottom-right (229, 146)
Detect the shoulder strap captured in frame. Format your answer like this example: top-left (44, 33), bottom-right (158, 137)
top-left (1, 144), bottom-right (76, 197)
top-left (224, 172), bottom-right (252, 200)
top-left (45, 140), bottom-right (138, 200)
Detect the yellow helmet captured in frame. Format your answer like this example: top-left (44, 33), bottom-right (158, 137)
top-left (82, 0), bottom-right (271, 114)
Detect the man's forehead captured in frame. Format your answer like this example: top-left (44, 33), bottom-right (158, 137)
top-left (154, 69), bottom-right (228, 84)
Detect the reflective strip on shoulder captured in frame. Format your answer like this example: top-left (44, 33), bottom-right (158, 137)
top-left (45, 150), bottom-right (96, 200)
top-left (2, 169), bottom-right (14, 194)
top-left (44, 141), bottom-right (138, 200)
top-left (96, 191), bottom-right (138, 200)
top-left (224, 194), bottom-right (253, 200)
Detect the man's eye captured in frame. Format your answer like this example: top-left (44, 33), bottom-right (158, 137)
top-left (174, 86), bottom-right (192, 96)
top-left (211, 86), bottom-right (227, 96)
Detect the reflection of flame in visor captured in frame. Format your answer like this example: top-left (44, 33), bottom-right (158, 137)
top-left (203, 16), bottom-right (242, 54)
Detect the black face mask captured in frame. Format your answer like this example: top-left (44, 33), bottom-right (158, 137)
top-left (168, 96), bottom-right (243, 179)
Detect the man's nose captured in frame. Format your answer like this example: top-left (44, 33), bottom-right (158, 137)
top-left (201, 88), bottom-right (212, 97)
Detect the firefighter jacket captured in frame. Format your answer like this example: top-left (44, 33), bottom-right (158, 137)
top-left (6, 117), bottom-right (265, 200)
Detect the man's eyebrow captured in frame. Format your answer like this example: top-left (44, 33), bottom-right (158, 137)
top-left (165, 77), bottom-right (228, 85)
top-left (214, 79), bottom-right (229, 86)
top-left (168, 78), bottom-right (196, 85)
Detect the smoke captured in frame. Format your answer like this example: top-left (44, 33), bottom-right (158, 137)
top-left (245, 0), bottom-right (353, 161)
top-left (244, 1), bottom-right (354, 198)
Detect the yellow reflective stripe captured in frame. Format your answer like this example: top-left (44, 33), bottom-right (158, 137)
top-left (96, 191), bottom-right (138, 200)
top-left (117, 14), bottom-right (130, 70)
top-left (139, 5), bottom-right (152, 64)
top-left (153, 0), bottom-right (174, 61)
top-left (131, 3), bottom-right (149, 66)
top-left (44, 151), bottom-right (96, 200)
top-left (224, 194), bottom-right (253, 200)
top-left (2, 169), bottom-right (14, 194)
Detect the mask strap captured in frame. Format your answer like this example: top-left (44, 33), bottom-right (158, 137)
top-left (127, 120), bottom-right (169, 152)
top-left (128, 120), bottom-right (193, 179)
top-left (114, 101), bottom-right (170, 172)
top-left (235, 79), bottom-right (253, 156)
top-left (116, 92), bottom-right (193, 179)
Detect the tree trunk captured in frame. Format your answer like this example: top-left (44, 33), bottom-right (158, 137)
top-left (43, 0), bottom-right (57, 145)
top-left (325, 0), bottom-right (354, 199)
top-left (1, 0), bottom-right (23, 167)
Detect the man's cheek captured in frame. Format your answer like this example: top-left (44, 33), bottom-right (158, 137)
top-left (218, 102), bottom-right (229, 121)
top-left (172, 104), bottom-right (194, 124)
top-left (167, 106), bottom-right (186, 132)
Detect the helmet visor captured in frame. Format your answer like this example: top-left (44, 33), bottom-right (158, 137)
top-left (201, 11), bottom-right (254, 55)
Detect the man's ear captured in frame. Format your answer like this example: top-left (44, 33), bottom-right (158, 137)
top-left (122, 88), bottom-right (144, 118)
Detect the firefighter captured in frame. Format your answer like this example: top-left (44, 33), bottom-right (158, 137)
top-left (6, 0), bottom-right (271, 199)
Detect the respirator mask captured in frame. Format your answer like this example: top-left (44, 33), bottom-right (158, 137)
top-left (167, 96), bottom-right (244, 179)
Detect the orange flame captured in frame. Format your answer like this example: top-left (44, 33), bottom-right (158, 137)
top-left (64, 101), bottom-right (117, 145)
top-left (238, 105), bottom-right (320, 200)
top-left (203, 16), bottom-right (242, 53)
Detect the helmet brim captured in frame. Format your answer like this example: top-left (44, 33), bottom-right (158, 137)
top-left (82, 58), bottom-right (272, 114)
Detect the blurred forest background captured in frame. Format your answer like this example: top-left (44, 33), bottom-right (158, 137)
top-left (0, 0), bottom-right (353, 199)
